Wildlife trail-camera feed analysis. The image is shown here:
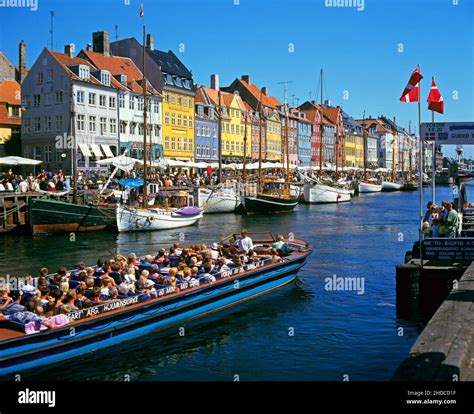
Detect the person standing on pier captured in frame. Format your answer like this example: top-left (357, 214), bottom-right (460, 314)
top-left (445, 203), bottom-right (459, 238)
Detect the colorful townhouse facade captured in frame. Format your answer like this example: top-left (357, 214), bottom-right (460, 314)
top-left (112, 34), bottom-right (195, 161)
top-left (21, 46), bottom-right (121, 174)
top-left (79, 33), bottom-right (162, 161)
top-left (223, 75), bottom-right (281, 162)
top-left (194, 86), bottom-right (219, 163)
top-left (0, 80), bottom-right (21, 157)
top-left (297, 101), bottom-right (323, 167)
top-left (296, 111), bottom-right (312, 167)
top-left (278, 106), bottom-right (299, 167)
top-left (342, 111), bottom-right (364, 168)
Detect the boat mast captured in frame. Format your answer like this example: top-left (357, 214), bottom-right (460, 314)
top-left (242, 110), bottom-right (248, 180)
top-left (279, 80), bottom-right (292, 184)
top-left (391, 116), bottom-right (396, 182)
top-left (142, 25), bottom-right (147, 206)
top-left (257, 92), bottom-right (263, 193)
top-left (362, 111), bottom-right (366, 179)
top-left (218, 89), bottom-right (223, 183)
top-left (319, 68), bottom-right (324, 177)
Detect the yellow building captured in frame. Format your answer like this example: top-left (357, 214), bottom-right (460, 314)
top-left (344, 133), bottom-right (356, 168)
top-left (0, 80), bottom-right (21, 156)
top-left (355, 134), bottom-right (364, 168)
top-left (266, 110), bottom-right (282, 161)
top-left (162, 89), bottom-right (195, 160)
top-left (200, 87), bottom-right (251, 162)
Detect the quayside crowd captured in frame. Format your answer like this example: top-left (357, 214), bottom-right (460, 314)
top-left (0, 231), bottom-right (291, 334)
top-left (422, 200), bottom-right (459, 238)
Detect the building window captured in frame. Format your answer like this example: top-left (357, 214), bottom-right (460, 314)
top-left (89, 116), bottom-right (96, 133)
top-left (138, 123), bottom-right (144, 135)
top-left (33, 95), bottom-right (41, 107)
top-left (183, 115), bottom-right (188, 127)
top-left (55, 115), bottom-right (62, 131)
top-left (79, 66), bottom-right (90, 80)
top-left (226, 123), bottom-right (229, 132)
top-left (119, 93), bottom-right (125, 108)
top-left (99, 95), bottom-right (107, 107)
top-left (189, 139), bottom-right (193, 151)
top-left (77, 114), bottom-right (85, 131)
top-left (171, 113), bottom-right (176, 125)
top-left (206, 126), bottom-right (210, 137)
top-left (171, 137), bottom-right (176, 150)
top-left (37, 71), bottom-right (43, 84)
top-left (165, 112), bottom-right (169, 125)
top-left (189, 116), bottom-right (193, 128)
top-left (138, 97), bottom-right (144, 111)
top-left (109, 96), bottom-right (116, 109)
top-left (165, 136), bottom-right (170, 150)
top-left (226, 141), bottom-right (229, 151)
top-left (130, 122), bottom-right (136, 135)
top-left (34, 117), bottom-right (41, 132)
top-left (110, 119), bottom-right (117, 134)
top-left (183, 139), bottom-right (187, 151)
top-left (197, 106), bottom-right (204, 117)
top-left (177, 114), bottom-right (182, 126)
top-left (213, 128), bottom-right (217, 138)
top-left (44, 116), bottom-right (51, 132)
top-left (24, 118), bottom-right (30, 133)
top-left (88, 93), bottom-right (96, 106)
top-left (34, 146), bottom-right (42, 160)
top-left (44, 145), bottom-right (52, 163)
top-left (56, 91), bottom-right (63, 103)
top-left (170, 93), bottom-right (175, 104)
top-left (177, 95), bottom-right (182, 105)
top-left (189, 97), bottom-right (193, 108)
top-left (120, 121), bottom-right (126, 134)
top-left (100, 117), bottom-right (107, 135)
top-left (76, 91), bottom-right (84, 104)
top-left (101, 71), bottom-right (111, 86)
top-left (47, 70), bottom-right (53, 83)
top-left (153, 99), bottom-right (159, 113)
top-left (231, 124), bottom-right (235, 134)
top-left (129, 96), bottom-right (135, 109)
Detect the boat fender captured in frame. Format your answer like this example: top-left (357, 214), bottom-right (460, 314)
top-left (147, 215), bottom-right (155, 223)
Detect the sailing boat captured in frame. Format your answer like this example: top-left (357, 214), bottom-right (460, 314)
top-left (303, 69), bottom-right (352, 204)
top-left (358, 112), bottom-right (382, 193)
top-left (382, 117), bottom-right (403, 191)
top-left (243, 85), bottom-right (298, 213)
top-left (116, 27), bottom-right (203, 232)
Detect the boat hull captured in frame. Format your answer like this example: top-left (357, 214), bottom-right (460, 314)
top-left (303, 183), bottom-right (352, 204)
top-left (29, 198), bottom-right (116, 234)
top-left (116, 205), bottom-right (202, 232)
top-left (0, 252), bottom-right (309, 377)
top-left (243, 194), bottom-right (298, 213)
top-left (197, 188), bottom-right (241, 213)
top-left (381, 181), bottom-right (403, 192)
top-left (358, 182), bottom-right (383, 193)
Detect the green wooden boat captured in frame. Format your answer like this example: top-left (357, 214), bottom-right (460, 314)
top-left (29, 198), bottom-right (116, 234)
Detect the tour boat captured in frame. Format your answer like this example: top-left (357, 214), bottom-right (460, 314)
top-left (116, 205), bottom-right (203, 232)
top-left (195, 186), bottom-right (241, 213)
top-left (303, 181), bottom-right (352, 204)
top-left (358, 181), bottom-right (383, 193)
top-left (381, 181), bottom-right (403, 192)
top-left (29, 198), bottom-right (116, 234)
top-left (0, 233), bottom-right (312, 377)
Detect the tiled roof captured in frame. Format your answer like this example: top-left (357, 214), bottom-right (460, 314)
top-left (0, 80), bottom-right (20, 105)
top-left (200, 87), bottom-right (248, 113)
top-left (50, 50), bottom-right (101, 85)
top-left (80, 50), bottom-right (159, 95)
top-left (357, 118), bottom-right (392, 134)
top-left (148, 49), bottom-right (192, 79)
top-left (237, 79), bottom-right (281, 109)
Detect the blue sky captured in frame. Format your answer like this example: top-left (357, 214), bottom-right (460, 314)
top-left (0, 0), bottom-right (472, 155)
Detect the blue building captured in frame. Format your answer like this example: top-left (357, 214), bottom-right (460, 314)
top-left (296, 112), bottom-right (312, 166)
top-left (195, 86), bottom-right (218, 162)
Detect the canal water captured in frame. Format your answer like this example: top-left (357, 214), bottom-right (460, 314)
top-left (0, 186), bottom-right (457, 381)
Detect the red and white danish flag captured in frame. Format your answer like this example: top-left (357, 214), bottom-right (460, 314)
top-left (400, 68), bottom-right (423, 102)
top-left (427, 77), bottom-right (444, 114)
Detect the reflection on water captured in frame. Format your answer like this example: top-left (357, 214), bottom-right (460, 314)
top-left (0, 187), bottom-right (452, 380)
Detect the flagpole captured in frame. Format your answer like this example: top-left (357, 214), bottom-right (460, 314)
top-left (431, 110), bottom-right (435, 204)
top-left (418, 64), bottom-right (423, 268)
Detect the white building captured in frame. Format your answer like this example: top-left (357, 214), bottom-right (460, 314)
top-left (21, 46), bottom-right (119, 173)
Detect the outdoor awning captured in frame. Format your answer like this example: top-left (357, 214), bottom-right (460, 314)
top-left (101, 144), bottom-right (114, 158)
top-left (0, 156), bottom-right (42, 166)
top-left (78, 144), bottom-right (92, 157)
top-left (118, 178), bottom-right (149, 190)
top-left (90, 144), bottom-right (103, 158)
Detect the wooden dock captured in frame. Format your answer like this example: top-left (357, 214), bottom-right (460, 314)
top-left (0, 192), bottom-right (43, 233)
top-left (393, 261), bottom-right (474, 381)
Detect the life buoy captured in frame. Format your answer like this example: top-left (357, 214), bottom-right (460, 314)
top-left (147, 215), bottom-right (155, 223)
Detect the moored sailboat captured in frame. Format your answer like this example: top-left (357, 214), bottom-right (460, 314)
top-left (358, 111), bottom-right (382, 193)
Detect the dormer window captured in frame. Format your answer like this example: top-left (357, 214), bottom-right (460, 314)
top-left (101, 70), bottom-right (111, 86)
top-left (197, 105), bottom-right (204, 117)
top-left (78, 65), bottom-right (90, 81)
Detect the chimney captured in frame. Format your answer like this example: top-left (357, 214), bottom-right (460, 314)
top-left (146, 34), bottom-right (154, 51)
top-left (324, 99), bottom-right (331, 107)
top-left (261, 86), bottom-right (268, 96)
top-left (64, 44), bottom-right (73, 58)
top-left (86, 43), bottom-right (92, 51)
top-left (92, 31), bottom-right (110, 56)
top-left (210, 74), bottom-right (219, 90)
top-left (241, 74), bottom-right (250, 84)
top-left (18, 40), bottom-right (26, 84)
